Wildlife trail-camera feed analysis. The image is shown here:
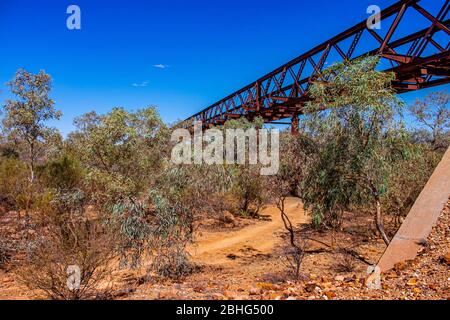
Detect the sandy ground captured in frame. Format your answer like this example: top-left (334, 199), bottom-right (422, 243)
top-left (189, 198), bottom-right (308, 265)
top-left (0, 198), bottom-right (308, 300)
top-left (6, 197), bottom-right (433, 300)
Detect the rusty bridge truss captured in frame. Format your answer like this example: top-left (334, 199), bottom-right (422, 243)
top-left (184, 0), bottom-right (450, 132)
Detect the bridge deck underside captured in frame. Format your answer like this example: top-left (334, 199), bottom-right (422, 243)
top-left (184, 0), bottom-right (450, 129)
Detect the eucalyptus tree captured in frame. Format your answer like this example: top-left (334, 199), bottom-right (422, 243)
top-left (2, 69), bottom-right (61, 183)
top-left (68, 107), bottom-right (169, 205)
top-left (301, 56), bottom-right (410, 245)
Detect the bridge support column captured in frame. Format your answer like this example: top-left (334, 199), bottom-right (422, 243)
top-left (291, 114), bottom-right (299, 135)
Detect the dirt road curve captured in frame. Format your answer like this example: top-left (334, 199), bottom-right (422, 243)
top-left (189, 198), bottom-right (309, 265)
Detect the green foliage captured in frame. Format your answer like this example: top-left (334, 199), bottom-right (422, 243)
top-left (382, 143), bottom-right (442, 221)
top-left (409, 91), bottom-right (449, 151)
top-left (148, 167), bottom-right (194, 278)
top-left (222, 116), bottom-right (264, 131)
top-left (110, 200), bottom-right (152, 269)
top-left (229, 165), bottom-right (267, 215)
top-left (306, 56), bottom-right (399, 113)
top-left (300, 57), bottom-right (406, 243)
top-left (0, 156), bottom-right (30, 210)
top-left (2, 69), bottom-right (62, 182)
top-left (37, 155), bottom-right (83, 191)
top-left (109, 166), bottom-right (200, 278)
top-left (278, 132), bottom-right (316, 197)
top-left (220, 117), bottom-right (271, 215)
top-left (68, 107), bottom-right (169, 206)
top-left (19, 189), bottom-right (116, 300)
top-left (0, 236), bottom-right (13, 268)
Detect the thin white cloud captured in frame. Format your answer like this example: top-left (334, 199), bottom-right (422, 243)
top-left (132, 81), bottom-right (149, 87)
top-left (153, 64), bottom-right (170, 69)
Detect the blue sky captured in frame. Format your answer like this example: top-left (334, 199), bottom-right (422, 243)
top-left (0, 0), bottom-right (448, 136)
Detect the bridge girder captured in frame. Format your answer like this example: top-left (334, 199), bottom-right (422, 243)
top-left (183, 0), bottom-right (450, 131)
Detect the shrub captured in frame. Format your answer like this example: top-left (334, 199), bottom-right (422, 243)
top-left (0, 156), bottom-right (30, 211)
top-left (334, 252), bottom-right (356, 273)
top-left (109, 167), bottom-right (199, 279)
top-left (300, 57), bottom-right (406, 246)
top-left (230, 166), bottom-right (268, 216)
top-left (67, 107), bottom-right (169, 205)
top-left (110, 199), bottom-right (152, 270)
top-left (38, 154), bottom-right (83, 191)
top-left (17, 190), bottom-right (116, 300)
top-left (148, 167), bottom-right (195, 279)
top-left (0, 236), bottom-right (12, 269)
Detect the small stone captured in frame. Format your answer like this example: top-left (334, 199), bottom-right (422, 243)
top-left (441, 252), bottom-right (450, 265)
top-left (257, 282), bottom-right (276, 291)
top-left (324, 291), bottom-right (336, 299)
top-left (249, 288), bottom-right (260, 296)
top-left (335, 275), bottom-right (345, 282)
top-left (305, 283), bottom-right (316, 293)
top-left (223, 291), bottom-right (235, 300)
top-left (412, 288), bottom-right (422, 294)
top-left (209, 293), bottom-right (223, 300)
top-left (429, 284), bottom-right (438, 291)
top-left (407, 278), bottom-right (418, 286)
top-left (221, 211), bottom-right (236, 224)
top-left (394, 262), bottom-right (407, 271)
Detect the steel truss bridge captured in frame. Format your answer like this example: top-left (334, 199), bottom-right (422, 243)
top-left (184, 0), bottom-right (450, 133)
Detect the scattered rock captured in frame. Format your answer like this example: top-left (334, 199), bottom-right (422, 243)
top-left (257, 282), bottom-right (276, 291)
top-left (334, 275), bottom-right (345, 282)
top-left (394, 262), bottom-right (407, 271)
top-left (344, 277), bottom-right (355, 283)
top-left (223, 291), bottom-right (235, 300)
top-left (440, 252), bottom-right (450, 265)
top-left (221, 211), bottom-right (236, 224)
top-left (226, 254), bottom-right (238, 260)
top-left (249, 287), bottom-right (260, 296)
top-left (407, 278), bottom-right (418, 287)
top-left (210, 293), bottom-right (224, 300)
top-left (305, 283), bottom-right (316, 293)
top-left (415, 238), bottom-right (427, 246)
top-left (324, 291), bottom-right (336, 299)
top-left (412, 288), bottom-right (422, 294)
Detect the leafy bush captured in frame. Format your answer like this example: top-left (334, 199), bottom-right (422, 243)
top-left (409, 91), bottom-right (449, 151)
top-left (148, 167), bottom-right (195, 279)
top-left (67, 107), bottom-right (169, 206)
top-left (230, 166), bottom-right (268, 216)
top-left (110, 200), bottom-right (152, 269)
top-left (38, 155), bottom-right (83, 191)
top-left (382, 145), bottom-right (443, 227)
top-left (0, 236), bottom-right (12, 269)
top-left (0, 156), bottom-right (30, 211)
top-left (17, 190), bottom-right (116, 300)
top-left (300, 57), bottom-right (405, 245)
top-left (109, 167), bottom-right (200, 279)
